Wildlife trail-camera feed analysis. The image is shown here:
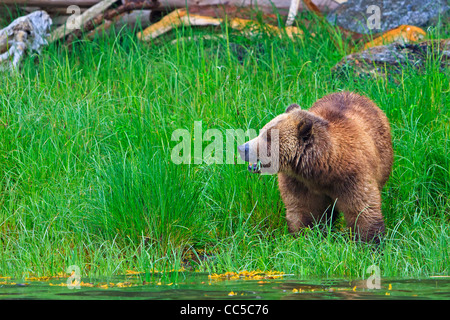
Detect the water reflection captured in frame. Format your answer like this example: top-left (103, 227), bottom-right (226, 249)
top-left (0, 273), bottom-right (449, 300)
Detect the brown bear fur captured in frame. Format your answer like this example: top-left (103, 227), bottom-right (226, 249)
top-left (238, 92), bottom-right (393, 242)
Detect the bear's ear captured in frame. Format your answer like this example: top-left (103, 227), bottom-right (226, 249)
top-left (285, 104), bottom-right (301, 113)
top-left (298, 118), bottom-right (313, 140)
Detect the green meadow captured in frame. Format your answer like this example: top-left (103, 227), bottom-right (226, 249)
top-left (0, 13), bottom-right (448, 280)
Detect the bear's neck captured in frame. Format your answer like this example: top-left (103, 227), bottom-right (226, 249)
top-left (292, 126), bottom-right (333, 181)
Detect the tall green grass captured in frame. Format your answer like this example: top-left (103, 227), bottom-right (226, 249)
top-left (0, 15), bottom-right (448, 279)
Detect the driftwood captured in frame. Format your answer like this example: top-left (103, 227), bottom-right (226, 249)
top-left (0, 10), bottom-right (51, 71)
top-left (63, 0), bottom-right (159, 46)
top-left (137, 8), bottom-right (303, 41)
top-left (136, 0), bottom-right (326, 42)
top-left (48, 0), bottom-right (118, 42)
top-left (1, 0), bottom-right (429, 59)
top-left (286, 0), bottom-right (320, 26)
top-left (114, 9), bottom-right (152, 29)
top-left (151, 0), bottom-right (340, 14)
top-left (1, 0), bottom-right (342, 37)
top-left (18, 7), bottom-right (152, 29)
top-left (2, 0), bottom-right (342, 17)
top-left (136, 0), bottom-right (426, 49)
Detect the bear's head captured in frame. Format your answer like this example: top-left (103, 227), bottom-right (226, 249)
top-left (237, 104), bottom-right (328, 175)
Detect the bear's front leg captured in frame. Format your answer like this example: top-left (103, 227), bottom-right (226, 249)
top-left (336, 185), bottom-right (385, 243)
top-left (278, 173), bottom-right (333, 234)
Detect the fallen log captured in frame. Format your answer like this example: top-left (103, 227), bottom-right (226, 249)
top-left (2, 0), bottom-right (341, 15)
top-left (0, 10), bottom-right (51, 71)
top-left (63, 0), bottom-right (159, 46)
top-left (151, 0), bottom-right (340, 15)
top-left (2, 0), bottom-right (342, 35)
top-left (48, 0), bottom-right (119, 42)
top-left (137, 7), bottom-right (303, 41)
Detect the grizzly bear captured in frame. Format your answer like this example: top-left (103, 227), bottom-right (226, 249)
top-left (237, 92), bottom-right (393, 242)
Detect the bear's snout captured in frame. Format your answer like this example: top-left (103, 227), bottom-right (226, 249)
top-left (238, 142), bottom-right (261, 173)
top-left (238, 142), bottom-right (258, 163)
top-left (237, 143), bottom-right (250, 162)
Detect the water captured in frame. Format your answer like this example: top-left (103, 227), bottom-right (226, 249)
top-left (0, 273), bottom-right (449, 300)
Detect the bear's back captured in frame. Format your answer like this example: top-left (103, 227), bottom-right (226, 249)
top-left (309, 92), bottom-right (393, 187)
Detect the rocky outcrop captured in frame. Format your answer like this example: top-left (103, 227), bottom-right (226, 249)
top-left (333, 39), bottom-right (450, 78)
top-left (327, 0), bottom-right (449, 34)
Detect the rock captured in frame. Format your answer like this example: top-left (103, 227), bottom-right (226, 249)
top-left (327, 0), bottom-right (449, 34)
top-left (333, 39), bottom-right (450, 78)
